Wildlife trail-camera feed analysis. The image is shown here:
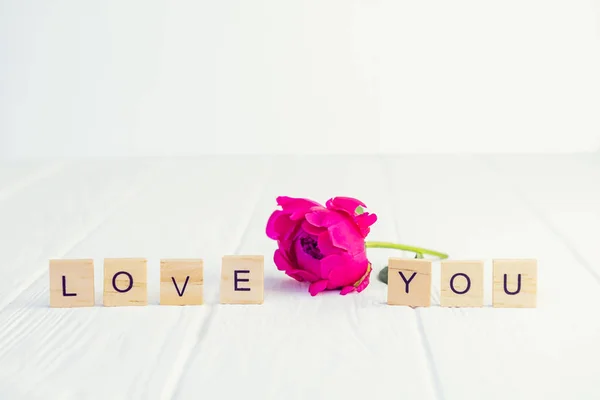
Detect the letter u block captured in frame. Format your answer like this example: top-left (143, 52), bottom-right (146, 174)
top-left (103, 258), bottom-right (148, 306)
top-left (220, 255), bottom-right (264, 304)
top-left (492, 259), bottom-right (537, 308)
top-left (387, 258), bottom-right (431, 307)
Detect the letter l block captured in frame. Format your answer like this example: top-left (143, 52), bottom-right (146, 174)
top-left (49, 259), bottom-right (95, 307)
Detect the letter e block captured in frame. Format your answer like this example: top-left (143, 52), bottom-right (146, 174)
top-left (220, 255), bottom-right (264, 304)
top-left (387, 258), bottom-right (431, 307)
top-left (49, 259), bottom-right (95, 307)
top-left (103, 258), bottom-right (147, 306)
top-left (440, 260), bottom-right (484, 307)
top-left (160, 259), bottom-right (204, 305)
top-left (492, 259), bottom-right (537, 308)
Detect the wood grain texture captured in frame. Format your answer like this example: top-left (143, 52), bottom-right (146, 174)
top-left (440, 260), bottom-right (484, 307)
top-left (1, 156), bottom-right (599, 400)
top-left (220, 255), bottom-right (264, 304)
top-left (160, 259), bottom-right (203, 305)
top-left (492, 259), bottom-right (537, 308)
top-left (49, 259), bottom-right (95, 307)
top-left (103, 258), bottom-right (148, 306)
top-left (387, 258), bottom-right (431, 307)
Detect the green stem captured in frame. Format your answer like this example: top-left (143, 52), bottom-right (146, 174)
top-left (365, 241), bottom-right (449, 259)
top-left (365, 241), bottom-right (449, 284)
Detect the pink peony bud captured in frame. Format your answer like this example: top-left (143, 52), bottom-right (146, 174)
top-left (266, 196), bottom-right (377, 296)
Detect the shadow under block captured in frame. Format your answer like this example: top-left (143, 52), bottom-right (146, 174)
top-left (440, 260), bottom-right (484, 307)
top-left (387, 258), bottom-right (431, 307)
top-left (49, 259), bottom-right (95, 307)
top-left (103, 258), bottom-right (148, 306)
top-left (220, 255), bottom-right (264, 304)
top-left (492, 259), bottom-right (537, 308)
top-left (160, 259), bottom-right (203, 305)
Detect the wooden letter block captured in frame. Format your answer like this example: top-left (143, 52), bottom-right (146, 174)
top-left (160, 259), bottom-right (203, 305)
top-left (492, 259), bottom-right (537, 308)
top-left (49, 259), bottom-right (95, 308)
top-left (103, 258), bottom-right (147, 307)
top-left (220, 255), bottom-right (264, 304)
top-left (387, 258), bottom-right (431, 307)
top-left (440, 260), bottom-right (484, 307)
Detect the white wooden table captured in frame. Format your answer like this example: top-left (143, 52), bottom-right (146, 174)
top-left (0, 155), bottom-right (598, 400)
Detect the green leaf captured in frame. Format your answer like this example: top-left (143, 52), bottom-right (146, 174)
top-left (355, 205), bottom-right (365, 215)
top-left (378, 266), bottom-right (388, 284)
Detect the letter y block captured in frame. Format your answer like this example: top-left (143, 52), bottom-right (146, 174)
top-left (387, 258), bottom-right (431, 307)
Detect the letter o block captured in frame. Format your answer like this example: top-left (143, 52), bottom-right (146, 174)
top-left (492, 259), bottom-right (537, 308)
top-left (103, 258), bottom-right (147, 307)
top-left (440, 260), bottom-right (484, 307)
top-left (220, 255), bottom-right (264, 304)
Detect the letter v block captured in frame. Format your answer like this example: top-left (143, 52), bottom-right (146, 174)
top-left (49, 259), bottom-right (95, 307)
top-left (387, 258), bottom-right (431, 307)
top-left (160, 259), bottom-right (203, 305)
top-left (493, 259), bottom-right (537, 308)
top-left (103, 258), bottom-right (148, 306)
top-left (220, 255), bottom-right (264, 304)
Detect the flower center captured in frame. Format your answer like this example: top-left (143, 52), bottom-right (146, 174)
top-left (300, 236), bottom-right (324, 260)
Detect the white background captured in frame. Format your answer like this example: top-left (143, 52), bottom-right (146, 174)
top-left (1, 0), bottom-right (600, 158)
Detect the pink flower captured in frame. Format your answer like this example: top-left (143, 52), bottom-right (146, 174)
top-left (266, 196), bottom-right (377, 296)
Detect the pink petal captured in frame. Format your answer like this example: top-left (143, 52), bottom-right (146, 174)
top-left (277, 196), bottom-right (323, 220)
top-left (355, 212), bottom-right (378, 237)
top-left (301, 220), bottom-right (325, 236)
top-left (327, 254), bottom-right (369, 288)
top-left (340, 286), bottom-right (356, 295)
top-left (304, 208), bottom-right (345, 228)
top-left (326, 197), bottom-right (366, 216)
top-left (308, 280), bottom-right (329, 296)
top-left (317, 231), bottom-right (343, 256)
top-left (328, 222), bottom-right (366, 254)
top-left (355, 272), bottom-right (371, 292)
top-left (288, 269), bottom-right (319, 282)
top-left (273, 249), bottom-right (294, 272)
top-left (266, 210), bottom-right (297, 240)
top-left (320, 253), bottom-right (351, 283)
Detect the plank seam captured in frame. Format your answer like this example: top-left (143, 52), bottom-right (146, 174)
top-left (381, 155), bottom-right (446, 400)
top-left (162, 161), bottom-right (273, 400)
top-left (0, 161), bottom-right (163, 313)
top-left (0, 161), bottom-right (68, 203)
top-left (482, 156), bottom-right (600, 286)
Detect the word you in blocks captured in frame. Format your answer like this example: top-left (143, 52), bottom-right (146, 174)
top-left (49, 256), bottom-right (264, 307)
top-left (387, 258), bottom-right (537, 308)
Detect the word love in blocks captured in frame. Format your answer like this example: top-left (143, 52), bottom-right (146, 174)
top-left (387, 258), bottom-right (537, 308)
top-left (49, 256), bottom-right (264, 307)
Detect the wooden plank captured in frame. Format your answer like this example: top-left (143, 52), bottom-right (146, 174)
top-left (171, 156), bottom-right (438, 400)
top-left (0, 157), bottom-right (273, 399)
top-left (385, 155), bottom-right (600, 400)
